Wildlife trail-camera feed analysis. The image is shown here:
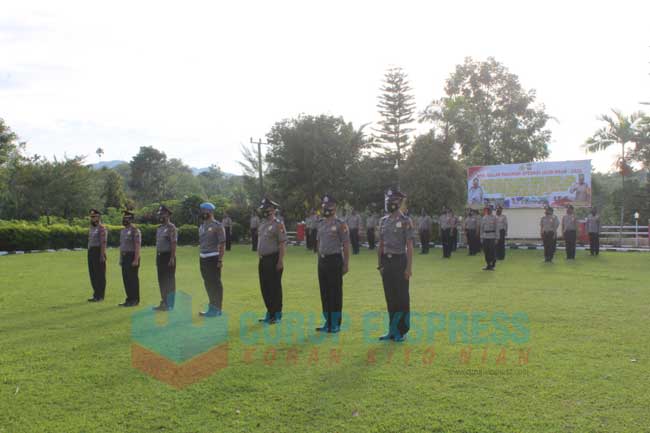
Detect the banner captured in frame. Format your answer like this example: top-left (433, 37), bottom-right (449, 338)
top-left (467, 160), bottom-right (592, 208)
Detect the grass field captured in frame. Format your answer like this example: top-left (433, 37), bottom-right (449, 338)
top-left (0, 245), bottom-right (649, 433)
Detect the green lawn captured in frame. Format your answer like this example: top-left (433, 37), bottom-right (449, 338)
top-left (0, 245), bottom-right (648, 432)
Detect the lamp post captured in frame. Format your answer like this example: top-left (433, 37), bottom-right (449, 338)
top-left (634, 211), bottom-right (640, 247)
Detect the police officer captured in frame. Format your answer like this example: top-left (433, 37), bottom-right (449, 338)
top-left (119, 210), bottom-right (141, 307)
top-left (315, 194), bottom-right (350, 333)
top-left (418, 209), bottom-right (432, 254)
top-left (586, 207), bottom-right (601, 256)
top-left (465, 209), bottom-right (480, 255)
top-left (366, 212), bottom-right (377, 250)
top-left (480, 205), bottom-right (498, 270)
top-left (450, 209), bottom-right (459, 252)
top-left (257, 198), bottom-right (287, 324)
top-left (438, 207), bottom-right (453, 258)
top-left (250, 211), bottom-right (260, 252)
top-left (495, 206), bottom-right (508, 260)
top-left (87, 209), bottom-right (107, 302)
top-left (378, 188), bottom-right (415, 342)
top-left (540, 206), bottom-right (560, 262)
top-left (198, 202), bottom-right (226, 317)
top-left (309, 209), bottom-right (319, 253)
top-left (305, 209), bottom-right (314, 250)
top-left (347, 209), bottom-right (361, 255)
top-left (562, 205), bottom-right (577, 260)
top-left (222, 212), bottom-right (233, 251)
top-left (154, 205), bottom-right (177, 311)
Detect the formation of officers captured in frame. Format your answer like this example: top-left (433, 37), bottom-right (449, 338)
top-left (85, 190), bottom-right (603, 341)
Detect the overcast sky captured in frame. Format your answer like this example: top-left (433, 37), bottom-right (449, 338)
top-left (2, 0), bottom-right (648, 174)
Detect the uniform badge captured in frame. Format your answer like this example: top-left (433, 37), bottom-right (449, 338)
top-left (396, 222), bottom-right (402, 228)
top-left (268, 226), bottom-right (273, 231)
top-left (331, 226), bottom-right (337, 232)
top-left (208, 227), bottom-right (213, 232)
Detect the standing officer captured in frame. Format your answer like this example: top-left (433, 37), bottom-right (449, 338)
top-left (562, 205), bottom-right (577, 260)
top-left (250, 211), bottom-right (260, 252)
top-left (377, 188), bottom-right (415, 342)
top-left (154, 205), bottom-right (177, 311)
top-left (450, 209), bottom-right (459, 252)
top-left (87, 209), bottom-right (107, 302)
top-left (366, 212), bottom-right (378, 250)
top-left (418, 209), bottom-right (432, 254)
top-left (309, 209), bottom-right (319, 253)
top-left (480, 205), bottom-right (498, 270)
top-left (586, 207), bottom-right (601, 256)
top-left (257, 198), bottom-right (287, 324)
top-left (315, 194), bottom-right (350, 333)
top-left (119, 210), bottom-right (141, 307)
top-left (222, 212), bottom-right (233, 251)
top-left (495, 206), bottom-right (508, 260)
top-left (347, 209), bottom-right (361, 255)
top-left (198, 202), bottom-right (226, 317)
top-left (464, 210), bottom-right (477, 255)
top-left (438, 207), bottom-right (453, 258)
top-left (540, 206), bottom-right (560, 263)
top-left (304, 209), bottom-right (314, 250)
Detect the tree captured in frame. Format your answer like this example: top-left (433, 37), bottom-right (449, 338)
top-left (1, 118), bottom-right (23, 166)
top-left (96, 147), bottom-right (104, 160)
top-left (198, 165), bottom-right (227, 197)
top-left (374, 67), bottom-right (416, 183)
top-left (423, 57), bottom-right (551, 166)
top-left (348, 154), bottom-right (398, 212)
top-left (128, 146), bottom-right (170, 204)
top-left (585, 109), bottom-right (649, 243)
top-left (102, 169), bottom-right (126, 210)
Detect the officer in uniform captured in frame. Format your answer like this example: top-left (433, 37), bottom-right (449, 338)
top-left (315, 194), bottom-right (350, 333)
top-left (257, 198), bottom-right (287, 324)
top-left (438, 207), bottom-right (453, 258)
top-left (222, 212), bottom-right (233, 251)
top-left (495, 206), bottom-right (508, 260)
top-left (418, 209), bottom-right (432, 254)
top-left (198, 202), bottom-right (226, 317)
top-left (87, 209), bottom-right (107, 302)
top-left (562, 204), bottom-right (577, 260)
top-left (347, 209), bottom-right (361, 254)
top-left (450, 209), bottom-right (458, 252)
top-left (250, 211), bottom-right (260, 252)
top-left (366, 212), bottom-right (377, 250)
top-left (377, 188), bottom-right (415, 342)
top-left (480, 205), bottom-right (498, 270)
top-left (304, 210), bottom-right (314, 250)
top-left (586, 207), bottom-right (601, 256)
top-left (540, 206), bottom-right (560, 262)
top-left (309, 209), bottom-right (319, 253)
top-left (154, 205), bottom-right (177, 311)
top-left (119, 210), bottom-right (141, 307)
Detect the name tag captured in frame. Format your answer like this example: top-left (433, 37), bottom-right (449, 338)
top-left (268, 226), bottom-right (273, 231)
top-left (396, 222), bottom-right (402, 228)
top-left (330, 226), bottom-right (336, 232)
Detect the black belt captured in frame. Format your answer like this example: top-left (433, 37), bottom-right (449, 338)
top-left (319, 253), bottom-right (342, 259)
top-left (261, 252), bottom-right (279, 258)
top-left (484, 230), bottom-right (495, 233)
top-left (382, 253), bottom-right (404, 259)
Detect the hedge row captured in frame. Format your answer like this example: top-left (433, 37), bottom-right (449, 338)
top-left (0, 223), bottom-right (202, 251)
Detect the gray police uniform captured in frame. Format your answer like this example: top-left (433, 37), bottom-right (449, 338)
top-left (480, 214), bottom-right (498, 269)
top-left (308, 214), bottom-right (319, 252)
top-left (317, 217), bottom-right (350, 329)
top-left (348, 214), bottom-right (361, 254)
top-left (156, 222), bottom-right (177, 307)
top-left (250, 215), bottom-right (259, 251)
top-left (439, 214), bottom-right (453, 258)
top-left (540, 214), bottom-right (560, 262)
top-left (119, 226), bottom-right (141, 304)
top-left (222, 216), bottom-right (232, 251)
top-left (88, 224), bottom-right (107, 300)
top-left (258, 217), bottom-right (287, 319)
top-left (366, 215), bottom-right (377, 250)
top-left (496, 214), bottom-right (508, 260)
top-left (562, 214), bottom-right (578, 259)
top-left (586, 214), bottom-right (601, 255)
top-left (379, 213), bottom-right (415, 337)
top-left (419, 215), bottom-right (432, 254)
top-left (199, 219), bottom-right (226, 309)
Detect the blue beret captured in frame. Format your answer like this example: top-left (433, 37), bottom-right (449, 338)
top-left (200, 202), bottom-right (216, 211)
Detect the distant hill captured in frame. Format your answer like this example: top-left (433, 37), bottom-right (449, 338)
top-left (91, 160), bottom-right (236, 177)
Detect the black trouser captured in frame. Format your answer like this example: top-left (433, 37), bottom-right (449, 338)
top-left (305, 229), bottom-right (312, 249)
top-left (467, 230), bottom-right (477, 255)
top-left (156, 252), bottom-right (176, 307)
top-left (451, 228), bottom-right (458, 251)
top-left (589, 232), bottom-right (600, 255)
top-left (419, 230), bottom-right (430, 253)
top-left (381, 254), bottom-right (410, 337)
top-left (87, 247), bottom-right (106, 299)
top-left (251, 228), bottom-right (258, 251)
top-left (482, 237), bottom-right (496, 268)
top-left (120, 252), bottom-right (140, 304)
top-left (225, 227), bottom-right (232, 251)
top-left (318, 254), bottom-right (344, 329)
top-left (440, 228), bottom-right (452, 258)
top-left (543, 232), bottom-right (556, 261)
top-left (310, 229), bottom-right (318, 252)
top-left (350, 228), bottom-right (360, 254)
top-left (259, 253), bottom-right (283, 318)
top-left (497, 229), bottom-right (506, 260)
top-left (200, 256), bottom-right (223, 309)
top-left (564, 230), bottom-right (577, 259)
top-left (367, 228), bottom-right (376, 250)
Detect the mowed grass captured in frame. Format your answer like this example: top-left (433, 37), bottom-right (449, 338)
top-left (0, 245), bottom-right (649, 433)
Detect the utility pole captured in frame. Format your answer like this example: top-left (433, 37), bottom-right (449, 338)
top-left (250, 137), bottom-right (268, 198)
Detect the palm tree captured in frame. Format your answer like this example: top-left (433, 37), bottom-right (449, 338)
top-left (585, 109), bottom-right (646, 244)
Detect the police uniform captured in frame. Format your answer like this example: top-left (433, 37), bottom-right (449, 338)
top-left (586, 210), bottom-right (601, 256)
top-left (465, 211), bottom-right (480, 255)
top-left (418, 213), bottom-right (432, 254)
top-left (495, 209), bottom-right (508, 260)
top-left (348, 212), bottom-right (362, 254)
top-left (316, 194), bottom-right (350, 332)
top-left (199, 203), bottom-right (226, 316)
top-left (366, 214), bottom-right (377, 250)
top-left (379, 189), bottom-right (415, 341)
top-left (119, 211), bottom-right (141, 306)
top-left (540, 209), bottom-right (560, 262)
top-left (155, 205), bottom-right (177, 310)
top-left (439, 210), bottom-right (453, 258)
top-left (308, 212), bottom-right (319, 253)
top-left (87, 209), bottom-right (107, 302)
top-left (450, 213), bottom-right (459, 252)
top-left (562, 208), bottom-right (577, 260)
top-left (250, 214), bottom-right (260, 251)
top-left (480, 209), bottom-right (498, 270)
top-left (257, 198), bottom-right (287, 323)
top-left (222, 215), bottom-right (233, 251)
